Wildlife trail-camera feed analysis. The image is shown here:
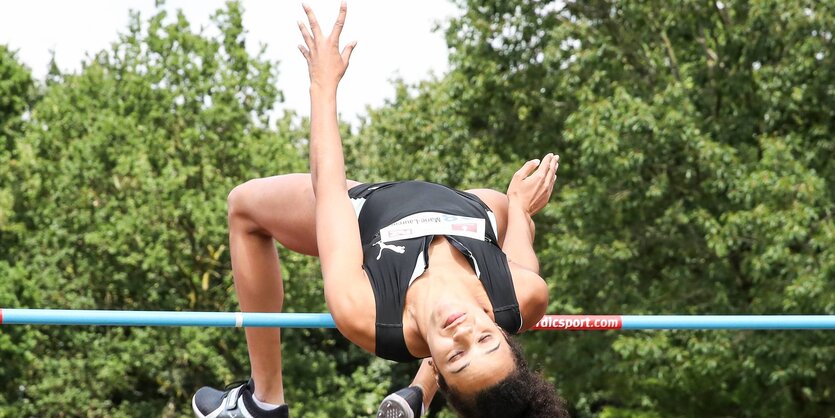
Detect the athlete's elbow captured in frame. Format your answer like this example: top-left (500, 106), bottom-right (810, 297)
top-left (532, 286), bottom-right (548, 319)
top-left (326, 297), bottom-right (362, 336)
top-left (521, 278), bottom-right (549, 331)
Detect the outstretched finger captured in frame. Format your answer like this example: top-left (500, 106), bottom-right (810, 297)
top-left (514, 158), bottom-right (540, 180)
top-left (298, 21), bottom-right (314, 51)
top-left (546, 156), bottom-right (560, 194)
top-left (548, 154), bottom-right (559, 176)
top-left (546, 155), bottom-right (558, 182)
top-left (302, 3), bottom-right (323, 39)
top-left (534, 153), bottom-right (554, 180)
top-left (331, 1), bottom-right (348, 41)
top-left (341, 41), bottom-right (357, 65)
top-left (298, 44), bottom-right (311, 62)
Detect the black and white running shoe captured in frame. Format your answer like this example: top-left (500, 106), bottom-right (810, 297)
top-left (192, 379), bottom-right (289, 418)
top-left (377, 386), bottom-right (424, 418)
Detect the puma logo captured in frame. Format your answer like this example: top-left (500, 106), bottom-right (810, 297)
top-left (375, 241), bottom-right (406, 260)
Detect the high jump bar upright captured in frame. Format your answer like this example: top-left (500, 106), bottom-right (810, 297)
top-left (1, 309), bottom-right (834, 330)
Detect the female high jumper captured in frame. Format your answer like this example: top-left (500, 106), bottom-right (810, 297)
top-left (193, 3), bottom-right (567, 417)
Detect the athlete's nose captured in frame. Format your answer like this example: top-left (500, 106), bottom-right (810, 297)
top-left (452, 322), bottom-right (473, 342)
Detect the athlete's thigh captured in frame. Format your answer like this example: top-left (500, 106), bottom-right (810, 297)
top-left (230, 173), bottom-right (362, 256)
top-left (465, 188), bottom-right (508, 245)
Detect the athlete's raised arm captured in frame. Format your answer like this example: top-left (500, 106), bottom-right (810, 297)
top-left (503, 153), bottom-right (559, 272)
top-left (297, 3), bottom-right (370, 338)
top-left (503, 153), bottom-right (559, 330)
top-left (298, 2), bottom-right (356, 194)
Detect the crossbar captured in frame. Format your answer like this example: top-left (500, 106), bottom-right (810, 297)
top-left (2, 309), bottom-right (833, 330)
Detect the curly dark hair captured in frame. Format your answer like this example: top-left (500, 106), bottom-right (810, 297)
top-left (438, 334), bottom-right (570, 418)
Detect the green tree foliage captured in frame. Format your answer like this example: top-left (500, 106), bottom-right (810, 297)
top-left (0, 44), bottom-right (37, 414)
top-left (2, 0), bottom-right (833, 417)
top-left (0, 45), bottom-right (35, 252)
top-left (353, 0), bottom-right (834, 416)
top-left (0, 45), bottom-right (35, 153)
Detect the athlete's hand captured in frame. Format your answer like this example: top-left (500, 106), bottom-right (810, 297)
top-left (507, 153), bottom-right (559, 216)
top-left (298, 1), bottom-right (357, 91)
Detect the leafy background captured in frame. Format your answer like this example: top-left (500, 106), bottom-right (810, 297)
top-left (1, 1), bottom-right (833, 417)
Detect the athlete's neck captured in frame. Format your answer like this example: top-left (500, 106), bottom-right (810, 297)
top-left (406, 266), bottom-right (491, 339)
top-left (402, 237), bottom-right (492, 355)
top-left (411, 274), bottom-right (473, 324)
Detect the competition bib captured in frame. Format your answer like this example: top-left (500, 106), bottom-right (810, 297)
top-left (379, 212), bottom-right (486, 242)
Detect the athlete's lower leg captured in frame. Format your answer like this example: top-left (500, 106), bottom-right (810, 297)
top-left (228, 187), bottom-right (287, 404)
top-left (224, 174), bottom-right (361, 405)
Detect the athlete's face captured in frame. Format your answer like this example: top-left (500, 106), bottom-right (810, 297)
top-left (425, 301), bottom-right (515, 394)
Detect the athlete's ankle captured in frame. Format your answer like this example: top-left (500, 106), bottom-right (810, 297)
top-left (409, 384), bottom-right (428, 413)
top-left (253, 389), bottom-right (284, 406)
top-left (251, 377), bottom-right (285, 405)
top-left (252, 393), bottom-right (286, 411)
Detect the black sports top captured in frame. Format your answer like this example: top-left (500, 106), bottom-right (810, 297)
top-left (347, 181), bottom-right (522, 362)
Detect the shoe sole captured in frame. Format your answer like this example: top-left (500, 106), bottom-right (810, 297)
top-left (377, 396), bottom-right (414, 418)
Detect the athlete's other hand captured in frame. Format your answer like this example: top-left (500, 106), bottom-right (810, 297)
top-left (298, 1), bottom-right (356, 91)
top-left (507, 153), bottom-right (559, 216)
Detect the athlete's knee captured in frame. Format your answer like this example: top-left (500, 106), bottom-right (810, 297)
top-left (227, 180), bottom-right (258, 223)
top-left (486, 189), bottom-right (509, 207)
top-left (467, 188), bottom-right (509, 240)
top-left (471, 189), bottom-right (509, 214)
